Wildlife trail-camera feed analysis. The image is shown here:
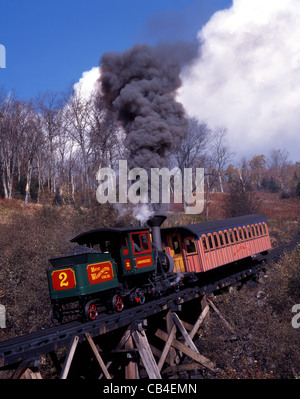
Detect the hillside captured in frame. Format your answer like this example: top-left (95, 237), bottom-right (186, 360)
top-left (0, 193), bottom-right (299, 378)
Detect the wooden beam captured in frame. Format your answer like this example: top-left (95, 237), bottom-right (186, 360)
top-left (150, 344), bottom-right (172, 366)
top-left (157, 324), bottom-right (176, 372)
top-left (165, 309), bottom-right (177, 365)
top-left (155, 329), bottom-right (215, 371)
top-left (85, 333), bottom-right (111, 379)
top-left (207, 299), bottom-right (236, 335)
top-left (171, 313), bottom-right (199, 353)
top-left (60, 335), bottom-right (79, 379)
top-left (100, 327), bottom-right (132, 379)
top-left (116, 327), bottom-right (132, 349)
top-left (125, 335), bottom-right (139, 379)
top-left (189, 304), bottom-right (210, 340)
top-left (179, 306), bottom-right (210, 338)
top-left (12, 360), bottom-right (33, 379)
top-left (132, 327), bottom-right (161, 379)
top-left (21, 369), bottom-right (42, 379)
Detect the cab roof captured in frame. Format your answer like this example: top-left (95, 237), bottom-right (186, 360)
top-left (71, 226), bottom-right (149, 245)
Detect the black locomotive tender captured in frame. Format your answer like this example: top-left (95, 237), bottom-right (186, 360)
top-left (47, 213), bottom-right (271, 324)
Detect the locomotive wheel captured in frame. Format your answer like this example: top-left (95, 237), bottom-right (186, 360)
top-left (135, 288), bottom-right (146, 305)
top-left (84, 300), bottom-right (98, 321)
top-left (112, 294), bottom-right (124, 312)
top-left (130, 288), bottom-right (146, 305)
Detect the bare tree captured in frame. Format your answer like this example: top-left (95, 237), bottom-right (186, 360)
top-left (172, 117), bottom-right (210, 170)
top-left (0, 96), bottom-right (32, 199)
top-left (249, 154), bottom-right (266, 190)
top-left (204, 127), bottom-right (233, 219)
top-left (23, 111), bottom-right (44, 206)
top-left (37, 91), bottom-right (63, 195)
top-left (63, 85), bottom-right (93, 191)
top-left (268, 148), bottom-right (290, 190)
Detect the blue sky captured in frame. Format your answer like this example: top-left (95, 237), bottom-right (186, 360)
top-left (1, 1), bottom-right (299, 162)
top-left (0, 0), bottom-right (231, 100)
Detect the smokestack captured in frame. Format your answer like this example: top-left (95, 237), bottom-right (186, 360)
top-left (147, 211), bottom-right (167, 252)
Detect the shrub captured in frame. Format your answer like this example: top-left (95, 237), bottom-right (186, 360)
top-left (203, 246), bottom-right (300, 378)
top-left (0, 202), bottom-right (118, 339)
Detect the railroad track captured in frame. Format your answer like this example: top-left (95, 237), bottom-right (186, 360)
top-left (0, 238), bottom-right (299, 370)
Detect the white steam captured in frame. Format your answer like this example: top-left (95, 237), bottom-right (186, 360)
top-left (179, 0), bottom-right (300, 161)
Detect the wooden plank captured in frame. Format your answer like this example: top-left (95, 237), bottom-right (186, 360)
top-left (21, 369), bottom-right (42, 379)
top-left (155, 329), bottom-right (215, 371)
top-left (85, 333), bottom-right (111, 379)
top-left (157, 324), bottom-right (176, 372)
top-left (12, 360), bottom-right (33, 379)
top-left (125, 335), bottom-right (139, 379)
top-left (165, 310), bottom-right (177, 365)
top-left (60, 335), bottom-right (79, 379)
top-left (189, 304), bottom-right (209, 340)
top-left (115, 326), bottom-right (132, 349)
top-left (101, 327), bottom-right (131, 376)
top-left (171, 313), bottom-right (199, 353)
top-left (150, 344), bottom-right (172, 366)
top-left (132, 328), bottom-right (161, 379)
top-left (207, 299), bottom-right (236, 335)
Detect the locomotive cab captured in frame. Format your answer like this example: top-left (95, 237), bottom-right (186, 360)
top-left (70, 227), bottom-right (156, 278)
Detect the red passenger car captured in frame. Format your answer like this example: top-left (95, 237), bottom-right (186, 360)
top-left (160, 214), bottom-right (271, 274)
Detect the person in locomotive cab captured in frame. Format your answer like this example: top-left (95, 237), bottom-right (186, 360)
top-left (133, 241), bottom-right (141, 252)
top-left (103, 241), bottom-right (111, 253)
top-left (141, 235), bottom-right (149, 250)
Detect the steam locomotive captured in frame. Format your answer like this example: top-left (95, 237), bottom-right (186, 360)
top-left (47, 213), bottom-right (271, 324)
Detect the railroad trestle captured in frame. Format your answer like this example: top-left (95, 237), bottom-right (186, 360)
top-left (0, 238), bottom-right (299, 379)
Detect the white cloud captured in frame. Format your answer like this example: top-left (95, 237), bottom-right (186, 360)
top-left (74, 1), bottom-right (300, 162)
top-left (73, 67), bottom-right (100, 100)
top-left (179, 0), bottom-right (300, 162)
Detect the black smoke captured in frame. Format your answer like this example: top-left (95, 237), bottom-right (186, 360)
top-left (99, 42), bottom-right (196, 170)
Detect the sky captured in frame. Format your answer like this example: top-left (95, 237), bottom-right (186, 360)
top-left (1, 0), bottom-right (300, 163)
top-left (0, 0), bottom-right (229, 97)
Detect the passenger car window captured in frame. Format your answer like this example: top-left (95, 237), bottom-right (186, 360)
top-left (208, 234), bottom-right (214, 250)
top-left (238, 227), bottom-right (244, 241)
top-left (202, 235), bottom-right (208, 251)
top-left (213, 233), bottom-right (220, 248)
top-left (234, 228), bottom-right (239, 242)
top-left (224, 231), bottom-right (230, 245)
top-left (185, 238), bottom-right (197, 254)
top-left (219, 232), bottom-right (225, 247)
top-left (171, 236), bottom-right (181, 255)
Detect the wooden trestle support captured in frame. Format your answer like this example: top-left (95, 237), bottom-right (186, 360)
top-left (10, 295), bottom-right (238, 380)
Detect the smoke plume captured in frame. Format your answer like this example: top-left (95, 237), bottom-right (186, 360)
top-left (99, 43), bottom-right (196, 222)
top-left (100, 43), bottom-right (193, 170)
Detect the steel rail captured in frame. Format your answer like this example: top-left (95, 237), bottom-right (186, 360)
top-left (0, 239), bottom-right (298, 370)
